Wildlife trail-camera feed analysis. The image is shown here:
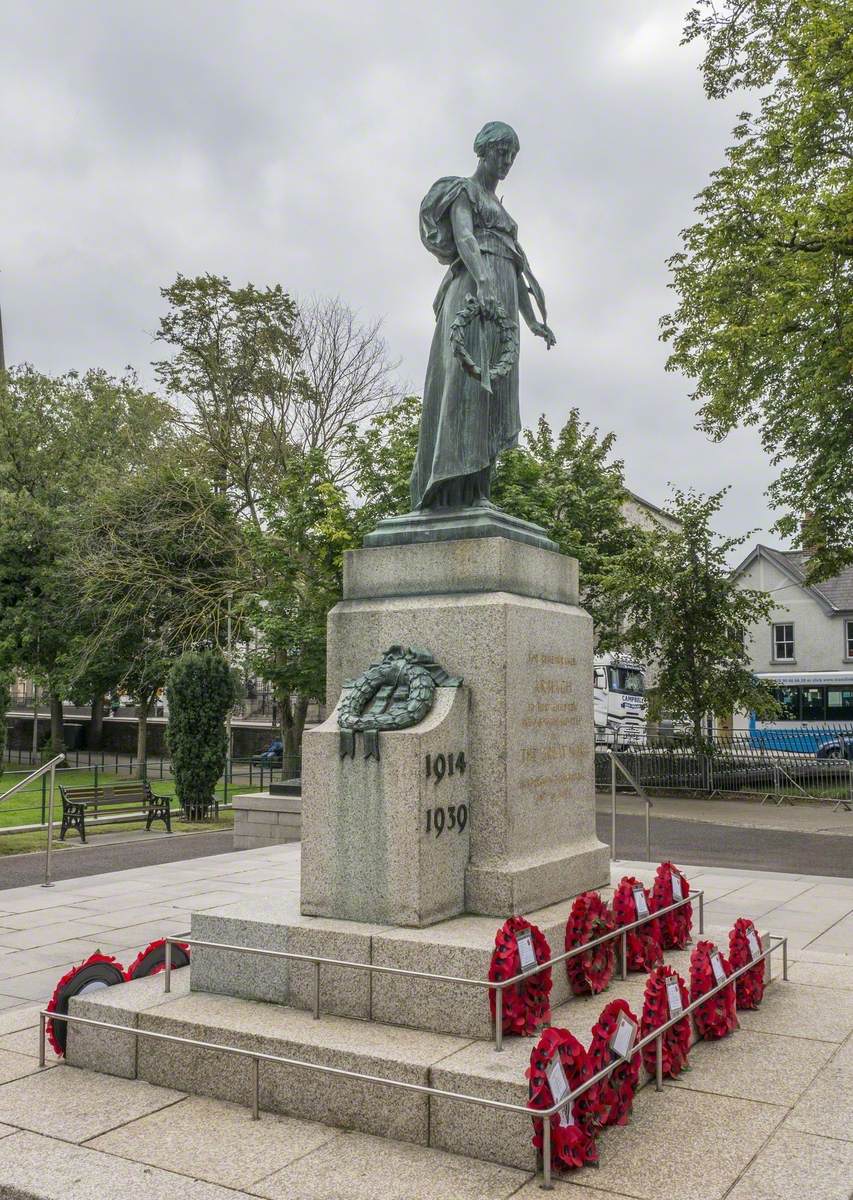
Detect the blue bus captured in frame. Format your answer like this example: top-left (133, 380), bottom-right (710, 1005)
top-left (737, 672), bottom-right (853, 752)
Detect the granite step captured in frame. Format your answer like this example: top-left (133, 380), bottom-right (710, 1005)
top-left (63, 929), bottom-right (773, 1172)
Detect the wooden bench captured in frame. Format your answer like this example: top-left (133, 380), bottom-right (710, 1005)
top-left (58, 781), bottom-right (172, 843)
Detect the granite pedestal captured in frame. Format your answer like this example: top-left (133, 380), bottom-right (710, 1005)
top-left (304, 536), bottom-right (609, 919)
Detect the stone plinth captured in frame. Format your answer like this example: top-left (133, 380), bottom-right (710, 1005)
top-left (302, 686), bottom-right (470, 927)
top-left (309, 536), bottom-right (609, 917)
top-left (233, 792), bottom-right (301, 850)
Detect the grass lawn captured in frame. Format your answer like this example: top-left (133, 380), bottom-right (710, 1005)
top-left (0, 809), bottom-right (236, 856)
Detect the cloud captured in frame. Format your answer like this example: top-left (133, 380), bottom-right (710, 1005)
top-left (0, 0), bottom-right (782, 547)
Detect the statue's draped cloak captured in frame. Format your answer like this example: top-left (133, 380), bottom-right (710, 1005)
top-left (410, 176), bottom-right (528, 510)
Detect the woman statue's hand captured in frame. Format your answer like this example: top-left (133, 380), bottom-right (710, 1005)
top-left (477, 279), bottom-right (499, 320)
top-left (531, 321), bottom-right (556, 349)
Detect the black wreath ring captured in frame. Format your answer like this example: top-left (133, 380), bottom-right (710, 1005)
top-left (449, 293), bottom-right (518, 383)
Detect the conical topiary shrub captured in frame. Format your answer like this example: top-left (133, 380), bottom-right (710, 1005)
top-left (166, 650), bottom-right (236, 821)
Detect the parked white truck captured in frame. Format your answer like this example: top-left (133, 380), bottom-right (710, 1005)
top-left (593, 654), bottom-right (647, 745)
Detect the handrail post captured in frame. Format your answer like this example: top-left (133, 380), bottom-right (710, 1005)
top-left (620, 930), bottom-right (627, 981)
top-left (312, 960), bottom-right (320, 1019)
top-left (645, 797), bottom-right (651, 863)
top-left (699, 891), bottom-right (704, 934)
top-left (655, 1033), bottom-right (663, 1091)
top-left (610, 751), bottom-right (616, 859)
top-left (38, 1012), bottom-right (46, 1068)
top-left (42, 760), bottom-right (56, 888)
top-left (164, 940), bottom-right (172, 993)
top-left (495, 987), bottom-right (504, 1052)
top-left (541, 1114), bottom-right (552, 1190)
top-left (251, 1056), bottom-right (259, 1120)
top-left (782, 936), bottom-right (788, 981)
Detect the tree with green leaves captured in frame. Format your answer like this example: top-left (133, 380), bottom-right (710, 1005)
top-left (74, 460), bottom-right (247, 762)
top-left (166, 650), bottom-right (237, 821)
top-left (662, 0), bottom-right (853, 581)
top-left (600, 488), bottom-right (780, 746)
top-left (492, 411), bottom-right (640, 642)
top-left (0, 366), bottom-right (173, 751)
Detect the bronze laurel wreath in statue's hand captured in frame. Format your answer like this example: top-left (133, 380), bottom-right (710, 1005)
top-left (449, 293), bottom-right (519, 384)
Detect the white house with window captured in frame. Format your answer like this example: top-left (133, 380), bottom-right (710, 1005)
top-left (731, 544), bottom-right (853, 737)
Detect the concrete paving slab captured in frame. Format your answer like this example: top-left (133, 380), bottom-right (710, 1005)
top-left (782, 1044), bottom-right (853, 1143)
top-left (573, 1086), bottom-right (784, 1200)
top-left (0, 994), bottom-right (31, 1013)
top-left (786, 959), bottom-right (853, 989)
top-left (737, 980), bottom-right (853, 1043)
top-left (0, 905), bottom-right (107, 930)
top-left (0, 963), bottom-right (83, 1002)
top-left (0, 1002), bottom-right (42, 1036)
top-left (0, 1047), bottom-right (51, 1084)
top-left (0, 1063), bottom-right (185, 1142)
top-left (0, 1129), bottom-right (255, 1199)
top-left (0, 938), bottom-right (122, 981)
top-left (253, 1127), bottom-right (532, 1200)
top-left (0, 917), bottom-right (121, 949)
top-left (0, 1025), bottom-right (39, 1057)
top-left (667, 1029), bottom-right (833, 1106)
top-left (88, 1095), bottom-right (338, 1189)
top-left (726, 1126), bottom-right (853, 1200)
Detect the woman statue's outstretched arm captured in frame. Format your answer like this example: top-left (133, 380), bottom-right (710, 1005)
top-left (518, 276), bottom-right (556, 349)
top-left (449, 192), bottom-right (499, 319)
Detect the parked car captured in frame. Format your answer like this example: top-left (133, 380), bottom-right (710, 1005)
top-left (815, 736), bottom-right (853, 760)
top-left (252, 739), bottom-right (283, 766)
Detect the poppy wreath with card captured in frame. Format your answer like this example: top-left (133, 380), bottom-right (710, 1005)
top-left (728, 919), bottom-right (766, 1010)
top-left (651, 861), bottom-right (693, 950)
top-left (612, 876), bottom-right (663, 971)
top-left (488, 916), bottom-right (552, 1037)
top-left (640, 964), bottom-right (691, 1078)
top-left (690, 940), bottom-right (739, 1039)
top-left (526, 1026), bottom-right (601, 1171)
top-left (588, 998), bottom-right (641, 1128)
top-left (564, 891), bottom-right (616, 996)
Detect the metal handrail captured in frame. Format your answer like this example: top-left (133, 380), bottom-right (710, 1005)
top-left (163, 889), bottom-right (705, 1052)
top-left (0, 754), bottom-right (65, 888)
top-left (0, 754), bottom-right (65, 804)
top-left (40, 932), bottom-right (786, 1192)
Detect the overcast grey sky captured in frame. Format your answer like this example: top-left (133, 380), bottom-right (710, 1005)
top-left (0, 0), bottom-right (784, 546)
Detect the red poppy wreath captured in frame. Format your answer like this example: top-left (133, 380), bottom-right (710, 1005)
top-left (565, 891), bottom-right (616, 996)
top-left (588, 998), bottom-right (641, 1127)
top-left (728, 919), bottom-right (766, 1010)
top-left (527, 1026), bottom-right (601, 1171)
top-left (612, 876), bottom-right (662, 972)
top-left (46, 952), bottom-right (126, 1056)
top-left (640, 964), bottom-right (691, 1078)
top-left (690, 940), bottom-right (738, 1039)
top-left (488, 916), bottom-right (552, 1037)
top-left (651, 861), bottom-right (693, 950)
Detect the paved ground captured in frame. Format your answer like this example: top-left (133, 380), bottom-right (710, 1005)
top-left (0, 845), bottom-right (849, 1197)
top-left (0, 828), bottom-right (236, 889)
top-left (3, 793), bottom-right (851, 891)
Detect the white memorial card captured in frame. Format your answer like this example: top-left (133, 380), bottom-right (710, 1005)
top-left (710, 951), bottom-right (727, 985)
top-left (546, 1053), bottom-right (574, 1126)
top-left (515, 929), bottom-right (538, 971)
top-left (670, 871), bottom-right (683, 901)
top-left (666, 978), bottom-right (683, 1016)
top-left (633, 886), bottom-right (650, 919)
top-left (609, 1012), bottom-right (637, 1060)
top-left (746, 928), bottom-right (761, 961)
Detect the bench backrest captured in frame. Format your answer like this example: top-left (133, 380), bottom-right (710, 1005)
top-left (60, 781), bottom-right (154, 807)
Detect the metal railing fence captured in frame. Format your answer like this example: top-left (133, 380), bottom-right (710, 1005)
top-left (0, 755), bottom-right (302, 836)
top-left (163, 889), bottom-right (704, 1053)
top-left (40, 933), bottom-right (787, 1191)
top-left (595, 734), bottom-right (853, 809)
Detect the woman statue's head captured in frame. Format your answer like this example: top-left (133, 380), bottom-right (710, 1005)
top-left (473, 121), bottom-right (519, 181)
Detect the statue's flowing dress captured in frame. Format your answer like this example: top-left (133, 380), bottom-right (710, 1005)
top-left (410, 176), bottom-right (524, 510)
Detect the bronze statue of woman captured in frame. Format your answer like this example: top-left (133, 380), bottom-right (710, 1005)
top-left (410, 121), bottom-right (555, 511)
